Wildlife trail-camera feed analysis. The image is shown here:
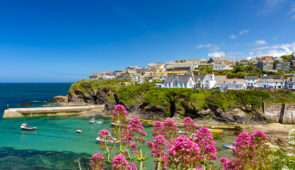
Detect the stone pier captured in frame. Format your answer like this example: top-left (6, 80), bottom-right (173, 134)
top-left (2, 105), bottom-right (105, 118)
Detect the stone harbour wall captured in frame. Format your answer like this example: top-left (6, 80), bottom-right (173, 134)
top-left (264, 103), bottom-right (295, 124)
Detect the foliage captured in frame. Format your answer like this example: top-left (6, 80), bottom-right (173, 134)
top-left (281, 54), bottom-right (293, 62)
top-left (90, 105), bottom-right (295, 170)
top-left (220, 130), bottom-right (273, 170)
top-left (69, 79), bottom-right (125, 93)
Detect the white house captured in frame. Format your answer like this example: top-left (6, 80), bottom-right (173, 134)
top-left (131, 74), bottom-right (145, 84)
top-left (255, 75), bottom-right (285, 89)
top-left (102, 73), bottom-right (115, 80)
top-left (213, 63), bottom-right (233, 70)
top-left (244, 76), bottom-right (258, 88)
top-left (163, 75), bottom-right (195, 88)
top-left (215, 79), bottom-right (246, 90)
top-left (194, 74), bottom-right (216, 89)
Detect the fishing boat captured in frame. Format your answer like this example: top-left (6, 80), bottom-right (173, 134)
top-left (20, 123), bottom-right (37, 131)
top-left (76, 129), bottom-right (83, 133)
top-left (222, 143), bottom-right (235, 149)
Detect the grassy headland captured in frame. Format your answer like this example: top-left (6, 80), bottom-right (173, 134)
top-left (68, 79), bottom-right (295, 119)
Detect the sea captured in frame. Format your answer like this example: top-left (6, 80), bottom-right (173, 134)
top-left (0, 83), bottom-right (235, 170)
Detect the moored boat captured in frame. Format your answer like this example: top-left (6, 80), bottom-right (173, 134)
top-left (222, 143), bottom-right (235, 149)
top-left (76, 129), bottom-right (83, 133)
top-left (20, 123), bottom-right (37, 131)
top-left (96, 137), bottom-right (120, 144)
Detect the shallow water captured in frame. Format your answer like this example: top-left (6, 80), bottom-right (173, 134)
top-left (0, 116), bottom-right (236, 169)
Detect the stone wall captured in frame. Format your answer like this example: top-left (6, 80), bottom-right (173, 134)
top-left (264, 103), bottom-right (295, 124)
top-left (3, 105), bottom-right (105, 118)
top-left (283, 104), bottom-right (295, 124)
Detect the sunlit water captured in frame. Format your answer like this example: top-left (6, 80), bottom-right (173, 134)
top-left (0, 116), bottom-right (237, 169)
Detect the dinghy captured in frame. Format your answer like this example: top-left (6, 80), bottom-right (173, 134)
top-left (20, 123), bottom-right (37, 131)
top-left (76, 129), bottom-right (83, 133)
top-left (222, 143), bottom-right (235, 149)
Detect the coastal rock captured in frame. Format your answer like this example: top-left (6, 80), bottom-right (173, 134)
top-left (52, 96), bottom-right (68, 103)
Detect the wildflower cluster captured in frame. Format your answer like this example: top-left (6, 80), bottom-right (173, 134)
top-left (90, 104), bottom-right (148, 170)
top-left (147, 117), bottom-right (217, 169)
top-left (90, 153), bottom-right (105, 170)
top-left (220, 130), bottom-right (272, 170)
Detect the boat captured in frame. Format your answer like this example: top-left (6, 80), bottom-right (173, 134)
top-left (96, 137), bottom-right (120, 144)
top-left (76, 129), bottom-right (83, 133)
top-left (110, 121), bottom-right (127, 127)
top-left (208, 129), bottom-right (224, 135)
top-left (89, 117), bottom-right (103, 125)
top-left (222, 143), bottom-right (235, 149)
top-left (20, 123), bottom-right (37, 131)
top-left (89, 117), bottom-right (96, 124)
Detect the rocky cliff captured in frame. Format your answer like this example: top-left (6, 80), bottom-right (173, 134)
top-left (67, 80), bottom-right (275, 124)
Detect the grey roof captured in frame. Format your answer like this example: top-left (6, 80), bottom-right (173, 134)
top-left (166, 63), bottom-right (193, 70)
top-left (260, 75), bottom-right (282, 79)
top-left (164, 75), bottom-right (192, 83)
top-left (194, 75), bottom-right (206, 81)
top-left (245, 76), bottom-right (258, 80)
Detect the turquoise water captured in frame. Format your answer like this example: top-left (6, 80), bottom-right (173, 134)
top-left (0, 83), bottom-right (72, 117)
top-left (0, 115), bottom-right (236, 169)
top-left (0, 83), bottom-right (236, 169)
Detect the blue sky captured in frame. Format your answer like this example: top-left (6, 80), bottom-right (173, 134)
top-left (0, 0), bottom-right (295, 82)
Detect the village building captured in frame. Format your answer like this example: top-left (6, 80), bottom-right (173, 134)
top-left (213, 63), bottom-right (233, 70)
top-left (194, 74), bottom-right (215, 89)
top-left (89, 72), bottom-right (114, 80)
top-left (131, 73), bottom-right (145, 84)
top-left (208, 57), bottom-right (228, 64)
top-left (244, 76), bottom-right (259, 88)
top-left (284, 74), bottom-right (295, 90)
top-left (163, 75), bottom-right (195, 88)
top-left (214, 79), bottom-right (246, 90)
top-left (256, 75), bottom-right (285, 89)
top-left (165, 62), bottom-right (197, 72)
top-left (113, 70), bottom-right (123, 79)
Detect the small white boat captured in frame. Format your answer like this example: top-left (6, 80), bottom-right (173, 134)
top-left (20, 123), bottom-right (37, 131)
top-left (89, 117), bottom-right (103, 125)
top-left (222, 143), bottom-right (235, 149)
top-left (76, 129), bottom-right (83, 133)
top-left (89, 117), bottom-right (96, 124)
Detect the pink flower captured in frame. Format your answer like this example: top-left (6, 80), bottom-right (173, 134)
top-left (127, 162), bottom-right (137, 170)
top-left (163, 118), bottom-right (179, 140)
top-left (193, 127), bottom-right (217, 161)
top-left (98, 129), bottom-right (111, 140)
top-left (168, 135), bottom-right (201, 169)
top-left (113, 104), bottom-right (127, 115)
top-left (220, 157), bottom-right (235, 170)
top-left (251, 130), bottom-right (268, 144)
top-left (90, 153), bottom-right (105, 170)
top-left (130, 141), bottom-right (137, 149)
top-left (112, 104), bottom-right (128, 124)
top-left (127, 118), bottom-right (144, 133)
top-left (152, 121), bottom-right (165, 137)
top-left (112, 154), bottom-right (129, 170)
top-left (183, 117), bottom-right (197, 136)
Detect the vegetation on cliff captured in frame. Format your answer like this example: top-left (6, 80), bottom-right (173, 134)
top-left (69, 80), bottom-right (295, 118)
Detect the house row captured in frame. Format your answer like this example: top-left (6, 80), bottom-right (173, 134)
top-left (160, 74), bottom-right (295, 90)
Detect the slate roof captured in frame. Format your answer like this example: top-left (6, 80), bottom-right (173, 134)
top-left (166, 63), bottom-right (194, 70)
top-left (245, 76), bottom-right (258, 80)
top-left (164, 75), bottom-right (192, 83)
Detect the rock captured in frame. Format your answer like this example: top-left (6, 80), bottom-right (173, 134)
top-left (52, 96), bottom-right (68, 103)
top-left (18, 103), bottom-right (32, 106)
